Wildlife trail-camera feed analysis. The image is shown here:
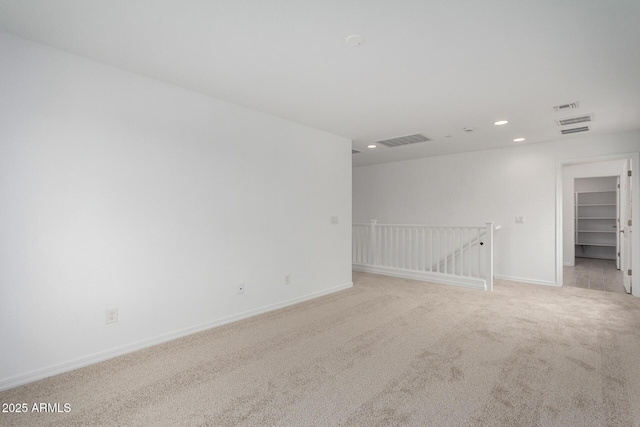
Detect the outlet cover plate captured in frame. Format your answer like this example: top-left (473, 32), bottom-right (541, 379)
top-left (106, 308), bottom-right (118, 324)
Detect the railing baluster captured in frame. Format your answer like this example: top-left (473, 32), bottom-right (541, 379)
top-left (385, 226), bottom-right (389, 267)
top-left (386, 227), bottom-right (390, 267)
top-left (437, 228), bottom-right (441, 273)
top-left (429, 228), bottom-right (433, 272)
top-left (352, 223), bottom-right (494, 291)
top-left (451, 228), bottom-right (455, 275)
top-left (408, 227), bottom-right (412, 270)
top-left (412, 227), bottom-right (417, 270)
top-left (412, 228), bottom-right (416, 270)
top-left (406, 227), bottom-right (410, 269)
top-left (392, 226), bottom-right (396, 268)
top-left (459, 228), bottom-right (464, 276)
top-left (420, 227), bottom-right (425, 271)
top-left (405, 227), bottom-right (409, 269)
top-left (397, 227), bottom-right (400, 268)
top-left (352, 229), bottom-right (356, 262)
top-left (360, 226), bottom-right (363, 264)
top-left (434, 228), bottom-right (438, 273)
top-left (356, 227), bottom-right (360, 263)
top-left (416, 228), bottom-right (420, 271)
top-left (449, 228), bottom-right (453, 274)
top-left (375, 226), bottom-right (380, 265)
top-left (398, 227), bottom-right (402, 269)
top-left (457, 228), bottom-right (461, 275)
top-left (407, 227), bottom-right (412, 270)
top-left (477, 228), bottom-right (481, 278)
top-left (402, 228), bottom-right (406, 269)
top-left (393, 227), bottom-right (397, 268)
top-left (424, 227), bottom-right (428, 271)
top-left (363, 227), bottom-right (367, 264)
top-left (381, 226), bottom-right (384, 266)
top-left (444, 228), bottom-right (448, 274)
top-left (360, 226), bottom-right (364, 264)
top-left (388, 226), bottom-right (391, 267)
top-left (359, 226), bottom-right (364, 264)
top-left (471, 228), bottom-right (475, 277)
top-left (394, 227), bottom-right (397, 268)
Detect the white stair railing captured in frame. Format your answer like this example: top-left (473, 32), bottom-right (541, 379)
top-left (352, 221), bottom-right (495, 291)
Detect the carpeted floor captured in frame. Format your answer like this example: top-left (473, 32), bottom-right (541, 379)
top-left (2, 272), bottom-right (640, 426)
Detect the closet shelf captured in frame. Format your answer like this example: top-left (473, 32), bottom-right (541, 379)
top-left (577, 217), bottom-right (616, 220)
top-left (575, 190), bottom-right (617, 261)
top-left (576, 190), bottom-right (616, 194)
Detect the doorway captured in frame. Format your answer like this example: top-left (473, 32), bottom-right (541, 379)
top-left (574, 176), bottom-right (619, 264)
top-left (564, 175), bottom-right (626, 293)
top-left (556, 153), bottom-right (638, 296)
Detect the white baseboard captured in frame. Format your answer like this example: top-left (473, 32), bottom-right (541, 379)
top-left (353, 264), bottom-right (486, 291)
top-left (494, 275), bottom-right (558, 287)
top-left (563, 262), bottom-right (574, 267)
top-left (0, 282), bottom-right (353, 392)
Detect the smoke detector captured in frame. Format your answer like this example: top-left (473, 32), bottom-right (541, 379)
top-left (345, 35), bottom-right (365, 46)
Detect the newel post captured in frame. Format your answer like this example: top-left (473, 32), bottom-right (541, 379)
top-left (485, 221), bottom-right (494, 291)
top-left (370, 220), bottom-right (377, 265)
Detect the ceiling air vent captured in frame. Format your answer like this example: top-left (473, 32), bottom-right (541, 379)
top-left (376, 133), bottom-right (430, 148)
top-left (561, 126), bottom-right (590, 135)
top-left (352, 149), bottom-right (361, 154)
top-left (556, 114), bottom-right (593, 126)
top-left (552, 102), bottom-right (579, 112)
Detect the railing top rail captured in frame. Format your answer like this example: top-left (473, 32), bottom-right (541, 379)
top-left (352, 223), bottom-right (488, 229)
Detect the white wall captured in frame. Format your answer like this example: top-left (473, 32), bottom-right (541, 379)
top-left (354, 131), bottom-right (640, 285)
top-left (0, 32), bottom-right (352, 390)
top-left (562, 160), bottom-right (625, 264)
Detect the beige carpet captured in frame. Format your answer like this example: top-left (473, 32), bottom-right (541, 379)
top-left (2, 272), bottom-right (640, 426)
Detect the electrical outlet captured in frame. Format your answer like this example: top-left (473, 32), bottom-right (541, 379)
top-left (285, 274), bottom-right (291, 285)
top-left (237, 283), bottom-right (245, 295)
top-left (515, 216), bottom-right (525, 224)
top-left (105, 308), bottom-right (118, 324)
top-left (330, 216), bottom-right (339, 225)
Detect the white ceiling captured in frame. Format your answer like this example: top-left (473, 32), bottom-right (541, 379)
top-left (1, 0), bottom-right (639, 166)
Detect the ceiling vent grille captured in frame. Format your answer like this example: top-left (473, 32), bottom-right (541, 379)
top-left (556, 114), bottom-right (593, 126)
top-left (561, 126), bottom-right (590, 135)
top-left (552, 102), bottom-right (579, 112)
top-left (352, 149), bottom-right (361, 154)
top-left (376, 133), bottom-right (430, 148)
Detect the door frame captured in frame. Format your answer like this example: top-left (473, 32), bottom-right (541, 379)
top-left (556, 152), bottom-right (640, 296)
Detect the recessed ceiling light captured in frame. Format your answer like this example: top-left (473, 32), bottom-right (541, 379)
top-left (513, 138), bottom-right (525, 142)
top-left (346, 35), bottom-right (365, 46)
top-left (494, 120), bottom-right (509, 126)
top-left (367, 144), bottom-right (377, 148)
top-left (464, 127), bottom-right (475, 133)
